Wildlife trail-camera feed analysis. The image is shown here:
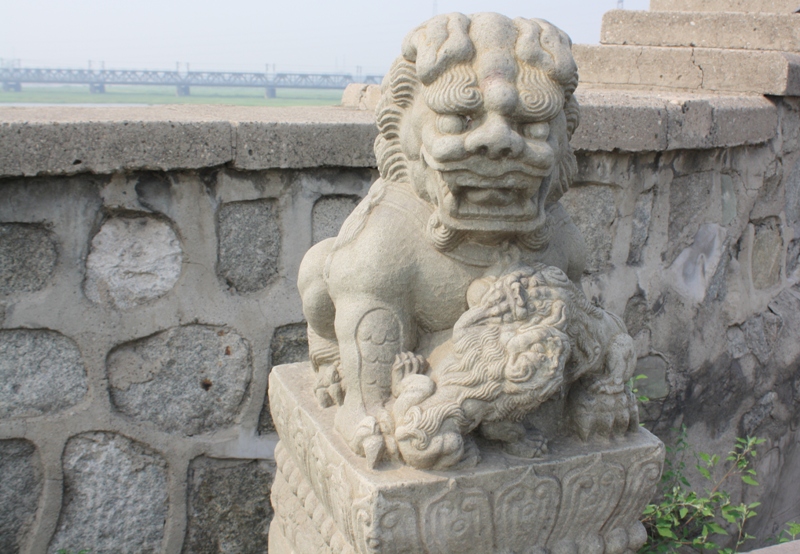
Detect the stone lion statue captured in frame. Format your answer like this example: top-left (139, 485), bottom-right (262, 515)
top-left (298, 12), bottom-right (634, 467)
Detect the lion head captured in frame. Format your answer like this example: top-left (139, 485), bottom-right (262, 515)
top-left (375, 12), bottom-right (580, 252)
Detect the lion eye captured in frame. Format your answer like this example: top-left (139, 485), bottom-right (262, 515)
top-left (437, 114), bottom-right (471, 135)
top-left (522, 122), bottom-right (550, 140)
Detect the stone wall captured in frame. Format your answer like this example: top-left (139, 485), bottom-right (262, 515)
top-left (0, 93), bottom-right (798, 552)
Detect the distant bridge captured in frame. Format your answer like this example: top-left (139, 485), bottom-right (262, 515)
top-left (0, 67), bottom-right (384, 96)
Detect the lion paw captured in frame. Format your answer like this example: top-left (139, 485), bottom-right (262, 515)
top-left (391, 351), bottom-right (428, 397)
top-left (570, 387), bottom-right (637, 441)
top-left (314, 363), bottom-right (344, 408)
top-left (502, 433), bottom-right (548, 459)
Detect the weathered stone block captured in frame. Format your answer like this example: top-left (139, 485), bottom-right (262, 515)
top-left (217, 199), bottom-right (280, 293)
top-left (666, 172), bottom-right (719, 265)
top-left (269, 364), bottom-right (665, 554)
top-left (650, 0), bottom-right (800, 12)
top-left (574, 44), bottom-right (800, 96)
top-left (108, 325), bottom-right (252, 436)
top-left (561, 184), bottom-right (617, 272)
top-left (628, 190), bottom-right (654, 266)
top-left (48, 433), bottom-right (168, 554)
top-left (182, 457), bottom-right (276, 554)
top-left (0, 329), bottom-right (87, 418)
top-left (258, 323), bottom-right (309, 435)
top-left (84, 215), bottom-right (183, 310)
top-left (752, 218), bottom-right (784, 290)
top-left (0, 440), bottom-right (43, 554)
top-left (601, 11), bottom-right (800, 52)
top-left (312, 195), bottom-right (360, 244)
top-left (0, 223), bottom-right (58, 297)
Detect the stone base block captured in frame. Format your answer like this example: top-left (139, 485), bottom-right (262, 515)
top-left (268, 363), bottom-right (665, 554)
top-left (574, 44), bottom-right (800, 96)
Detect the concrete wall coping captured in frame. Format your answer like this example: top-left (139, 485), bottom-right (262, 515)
top-left (0, 90), bottom-right (778, 178)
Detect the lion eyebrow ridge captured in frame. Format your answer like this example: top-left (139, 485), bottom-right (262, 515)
top-left (424, 63), bottom-right (483, 114)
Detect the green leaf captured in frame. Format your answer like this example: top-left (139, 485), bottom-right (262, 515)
top-left (657, 526), bottom-right (677, 539)
top-left (741, 475), bottom-right (760, 486)
top-left (679, 507), bottom-right (688, 519)
top-left (709, 523), bottom-right (728, 535)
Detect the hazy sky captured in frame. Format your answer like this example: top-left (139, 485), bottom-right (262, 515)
top-left (0, 0), bottom-right (650, 75)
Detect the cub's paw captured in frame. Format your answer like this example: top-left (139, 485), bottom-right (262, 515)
top-left (314, 363), bottom-right (344, 408)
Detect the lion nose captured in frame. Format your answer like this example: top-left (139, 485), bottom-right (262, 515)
top-left (464, 114), bottom-right (524, 160)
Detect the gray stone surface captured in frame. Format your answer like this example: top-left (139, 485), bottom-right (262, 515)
top-left (0, 440), bottom-right (42, 554)
top-left (747, 540), bottom-right (800, 554)
top-left (0, 223), bottom-right (57, 297)
top-left (311, 195), bottom-right (360, 244)
top-left (270, 323), bottom-right (309, 367)
top-left (84, 215), bottom-right (183, 309)
top-left (48, 432), bottom-right (168, 554)
top-left (601, 11), bottom-right (800, 52)
top-left (635, 356), bottom-right (670, 400)
top-left (572, 89), bottom-right (777, 152)
top-left (108, 325), bottom-right (252, 436)
top-left (751, 218), bottom-right (784, 289)
top-left (561, 184), bottom-right (618, 272)
top-left (628, 191), bottom-right (654, 266)
top-left (217, 199), bottom-right (281, 293)
top-left (666, 172), bottom-right (720, 265)
top-left (0, 329), bottom-right (87, 418)
top-left (651, 0), bottom-right (800, 12)
top-left (0, 105), bottom-right (378, 177)
top-left (258, 323), bottom-right (309, 435)
top-left (182, 457), bottom-right (276, 554)
top-left (0, 95), bottom-right (779, 182)
top-left (574, 44), bottom-right (800, 95)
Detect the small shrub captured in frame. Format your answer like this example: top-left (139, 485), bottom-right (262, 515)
top-left (639, 426), bottom-right (799, 553)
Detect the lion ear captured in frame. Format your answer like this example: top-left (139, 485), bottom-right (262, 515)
top-left (514, 18), bottom-right (577, 89)
top-left (401, 13), bottom-right (474, 85)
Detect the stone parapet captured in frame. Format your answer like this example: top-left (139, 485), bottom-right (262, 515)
top-left (0, 95), bottom-right (779, 179)
top-left (0, 105), bottom-right (376, 178)
top-left (651, 0), bottom-right (800, 12)
top-left (268, 363), bottom-right (665, 554)
top-left (601, 10), bottom-right (800, 51)
top-left (574, 44), bottom-right (800, 95)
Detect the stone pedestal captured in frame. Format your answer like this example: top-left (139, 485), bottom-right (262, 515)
top-left (268, 363), bottom-right (665, 554)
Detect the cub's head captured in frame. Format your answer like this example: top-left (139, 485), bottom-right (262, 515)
top-left (375, 12), bottom-right (579, 251)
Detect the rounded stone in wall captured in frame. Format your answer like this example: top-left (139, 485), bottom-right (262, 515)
top-left (217, 199), bottom-right (280, 293)
top-left (84, 215), bottom-right (183, 310)
top-left (48, 432), bottom-right (167, 554)
top-left (0, 223), bottom-right (58, 297)
top-left (312, 195), bottom-right (361, 244)
top-left (0, 439), bottom-right (43, 554)
top-left (0, 329), bottom-right (88, 419)
top-left (107, 325), bottom-right (252, 436)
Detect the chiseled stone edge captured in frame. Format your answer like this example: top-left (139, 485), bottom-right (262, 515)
top-left (0, 92), bottom-right (778, 177)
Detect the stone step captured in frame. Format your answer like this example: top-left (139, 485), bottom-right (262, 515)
top-left (651, 0), bottom-right (800, 12)
top-left (602, 10), bottom-right (800, 51)
top-left (573, 44), bottom-right (800, 95)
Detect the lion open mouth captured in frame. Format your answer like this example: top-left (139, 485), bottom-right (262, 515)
top-left (421, 147), bottom-right (550, 231)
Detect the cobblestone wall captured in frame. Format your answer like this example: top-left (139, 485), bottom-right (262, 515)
top-left (1, 96), bottom-right (799, 552)
top-left (0, 151), bottom-right (373, 553)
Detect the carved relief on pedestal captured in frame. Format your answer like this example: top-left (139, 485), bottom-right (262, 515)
top-left (423, 481), bottom-right (494, 554)
top-left (494, 468), bottom-right (561, 552)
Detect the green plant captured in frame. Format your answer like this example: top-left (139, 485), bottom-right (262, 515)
top-left (778, 522), bottom-right (800, 543)
top-left (640, 427), bottom-right (766, 553)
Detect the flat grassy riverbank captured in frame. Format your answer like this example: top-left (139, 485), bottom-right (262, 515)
top-left (0, 84), bottom-right (343, 106)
